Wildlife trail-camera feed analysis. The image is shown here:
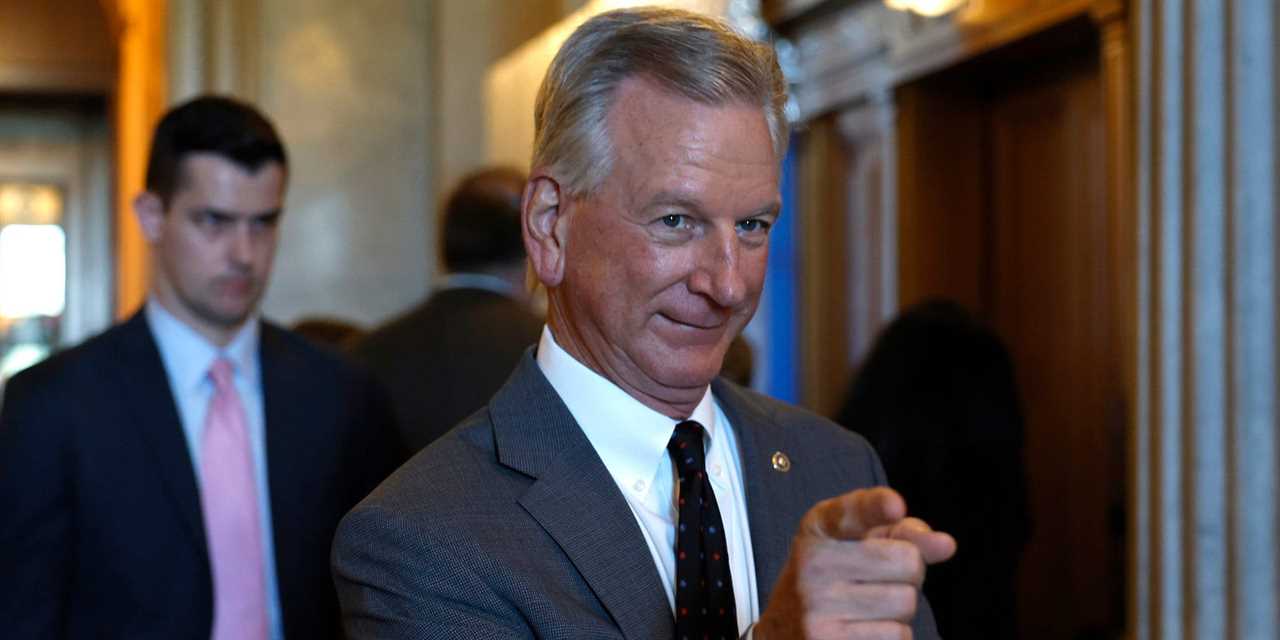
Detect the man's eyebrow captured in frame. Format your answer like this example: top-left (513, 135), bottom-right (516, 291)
top-left (745, 202), bottom-right (782, 219)
top-left (191, 207), bottom-right (283, 220)
top-left (643, 193), bottom-right (706, 213)
top-left (642, 193), bottom-right (781, 219)
top-left (251, 209), bottom-right (283, 221)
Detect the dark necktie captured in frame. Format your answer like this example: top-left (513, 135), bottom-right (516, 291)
top-left (667, 420), bottom-right (739, 640)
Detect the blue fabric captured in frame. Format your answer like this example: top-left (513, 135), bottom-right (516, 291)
top-left (763, 144), bottom-right (800, 403)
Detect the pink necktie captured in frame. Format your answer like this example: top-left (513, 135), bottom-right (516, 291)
top-left (200, 358), bottom-right (269, 640)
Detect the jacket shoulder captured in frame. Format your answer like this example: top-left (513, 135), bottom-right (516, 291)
top-left (716, 379), bottom-right (874, 452)
top-left (6, 318), bottom-right (140, 394)
top-left (348, 409), bottom-right (522, 524)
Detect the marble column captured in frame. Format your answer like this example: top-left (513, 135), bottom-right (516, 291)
top-left (836, 87), bottom-right (897, 367)
top-left (167, 0), bottom-right (260, 102)
top-left (1131, 0), bottom-right (1278, 638)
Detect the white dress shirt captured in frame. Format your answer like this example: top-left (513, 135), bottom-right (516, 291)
top-left (536, 326), bottom-right (760, 632)
top-left (145, 301), bottom-right (283, 640)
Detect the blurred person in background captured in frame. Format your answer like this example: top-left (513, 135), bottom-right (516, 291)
top-left (349, 166), bottom-right (542, 452)
top-left (0, 95), bottom-right (407, 640)
top-left (290, 316), bottom-right (365, 349)
top-left (835, 299), bottom-right (1032, 640)
top-left (719, 334), bottom-right (755, 387)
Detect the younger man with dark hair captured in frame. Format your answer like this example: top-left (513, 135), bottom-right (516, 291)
top-left (0, 95), bottom-right (406, 640)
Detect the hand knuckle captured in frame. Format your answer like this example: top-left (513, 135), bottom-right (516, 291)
top-left (906, 548), bottom-right (925, 582)
top-left (852, 621), bottom-right (911, 640)
top-left (885, 584), bottom-right (918, 619)
top-left (888, 542), bottom-right (924, 578)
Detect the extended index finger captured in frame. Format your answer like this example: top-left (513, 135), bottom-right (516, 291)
top-left (878, 517), bottom-right (958, 565)
top-left (800, 487), bottom-right (907, 541)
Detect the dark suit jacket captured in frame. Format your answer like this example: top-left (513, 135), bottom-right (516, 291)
top-left (0, 312), bottom-right (408, 639)
top-left (332, 353), bottom-right (940, 639)
top-left (349, 287), bottom-right (542, 452)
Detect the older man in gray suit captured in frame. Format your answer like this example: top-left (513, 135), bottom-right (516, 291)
top-left (333, 8), bottom-right (955, 639)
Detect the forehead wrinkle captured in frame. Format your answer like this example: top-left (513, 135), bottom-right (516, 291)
top-left (604, 78), bottom-right (776, 217)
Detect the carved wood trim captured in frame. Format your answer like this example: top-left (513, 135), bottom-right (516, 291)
top-left (1093, 11), bottom-right (1142, 638)
top-left (890, 0), bottom-right (1097, 85)
top-left (797, 117), bottom-right (853, 415)
top-left (781, 0), bottom-right (1134, 120)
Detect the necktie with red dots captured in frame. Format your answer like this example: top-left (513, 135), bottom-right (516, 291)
top-left (667, 420), bottom-right (738, 640)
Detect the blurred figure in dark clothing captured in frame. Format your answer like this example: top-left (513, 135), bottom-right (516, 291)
top-left (291, 316), bottom-right (365, 348)
top-left (835, 299), bottom-right (1031, 640)
top-left (350, 167), bottom-right (542, 452)
top-left (720, 334), bottom-right (755, 387)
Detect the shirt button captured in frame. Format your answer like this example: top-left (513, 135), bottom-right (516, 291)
top-left (633, 480), bottom-right (646, 492)
top-left (711, 464), bottom-right (722, 477)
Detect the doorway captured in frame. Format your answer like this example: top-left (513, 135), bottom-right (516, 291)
top-left (0, 95), bottom-right (114, 382)
top-left (896, 18), bottom-right (1125, 639)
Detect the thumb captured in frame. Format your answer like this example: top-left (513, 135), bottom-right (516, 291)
top-left (800, 487), bottom-right (907, 541)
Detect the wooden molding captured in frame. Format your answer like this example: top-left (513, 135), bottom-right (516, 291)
top-left (779, 0), bottom-right (1118, 121)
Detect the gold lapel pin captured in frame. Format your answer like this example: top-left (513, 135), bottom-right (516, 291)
top-left (771, 451), bottom-right (791, 472)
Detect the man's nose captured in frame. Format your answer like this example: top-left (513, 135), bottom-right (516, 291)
top-left (228, 224), bottom-right (254, 265)
top-left (689, 233), bottom-right (748, 309)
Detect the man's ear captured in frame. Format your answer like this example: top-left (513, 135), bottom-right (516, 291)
top-left (133, 192), bottom-right (165, 243)
top-left (522, 171), bottom-right (570, 288)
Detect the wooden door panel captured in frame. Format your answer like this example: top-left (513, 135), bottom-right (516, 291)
top-left (894, 31), bottom-right (1122, 638)
top-left (987, 53), bottom-right (1115, 639)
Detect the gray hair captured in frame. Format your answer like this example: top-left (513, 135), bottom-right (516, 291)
top-left (532, 6), bottom-right (789, 197)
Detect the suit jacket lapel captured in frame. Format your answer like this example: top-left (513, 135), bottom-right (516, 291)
top-left (491, 355), bottom-right (673, 640)
top-left (114, 311), bottom-right (206, 549)
top-left (258, 323), bottom-right (311, 603)
top-left (712, 380), bottom-right (812, 610)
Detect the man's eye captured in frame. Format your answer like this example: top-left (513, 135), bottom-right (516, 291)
top-left (198, 213), bottom-right (229, 228)
top-left (738, 219), bottom-right (772, 233)
top-left (660, 214), bottom-right (687, 228)
top-left (252, 216), bottom-right (280, 230)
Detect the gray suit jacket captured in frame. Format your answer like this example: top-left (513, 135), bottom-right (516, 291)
top-left (332, 353), bottom-right (939, 639)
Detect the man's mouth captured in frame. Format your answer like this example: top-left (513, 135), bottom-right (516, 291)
top-left (217, 277), bottom-right (255, 296)
top-left (657, 312), bottom-right (728, 331)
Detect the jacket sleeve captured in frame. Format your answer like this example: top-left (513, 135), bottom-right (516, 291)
top-left (0, 371), bottom-right (74, 637)
top-left (331, 502), bottom-right (528, 640)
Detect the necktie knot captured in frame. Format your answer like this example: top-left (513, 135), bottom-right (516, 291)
top-left (667, 420), bottom-right (707, 474)
top-left (209, 357), bottom-right (235, 391)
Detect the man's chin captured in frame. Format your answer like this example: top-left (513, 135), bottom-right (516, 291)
top-left (199, 304), bottom-right (256, 331)
top-left (645, 359), bottom-right (724, 391)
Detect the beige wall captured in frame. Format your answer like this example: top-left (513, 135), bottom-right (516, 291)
top-left (434, 0), bottom-right (562, 192)
top-left (484, 0), bottom-right (731, 170)
top-left (255, 0), bottom-right (436, 328)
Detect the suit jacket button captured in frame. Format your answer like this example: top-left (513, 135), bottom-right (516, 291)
top-left (771, 451), bottom-right (791, 472)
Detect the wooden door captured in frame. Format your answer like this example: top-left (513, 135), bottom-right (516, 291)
top-left (895, 22), bottom-right (1124, 638)
top-left (986, 50), bottom-right (1120, 640)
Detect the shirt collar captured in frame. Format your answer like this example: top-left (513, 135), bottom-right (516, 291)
top-left (434, 272), bottom-right (519, 298)
top-left (535, 325), bottom-right (719, 492)
top-left (145, 298), bottom-right (260, 392)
